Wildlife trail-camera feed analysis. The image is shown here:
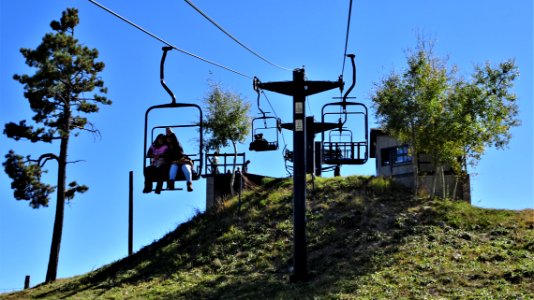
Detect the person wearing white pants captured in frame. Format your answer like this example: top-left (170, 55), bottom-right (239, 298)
top-left (169, 163), bottom-right (193, 191)
top-left (165, 127), bottom-right (194, 192)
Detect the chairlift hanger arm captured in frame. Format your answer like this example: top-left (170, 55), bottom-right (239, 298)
top-left (253, 77), bottom-right (266, 116)
top-left (161, 46), bottom-right (176, 104)
top-left (342, 54), bottom-right (356, 104)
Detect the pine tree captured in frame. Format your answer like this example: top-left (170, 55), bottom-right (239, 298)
top-left (3, 8), bottom-right (111, 283)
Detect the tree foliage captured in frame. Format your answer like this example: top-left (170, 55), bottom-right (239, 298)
top-left (2, 8), bottom-right (110, 282)
top-left (202, 81), bottom-right (250, 195)
top-left (3, 151), bottom-right (56, 208)
top-left (203, 82), bottom-right (251, 151)
top-left (372, 40), bottom-right (520, 196)
top-left (448, 60), bottom-right (520, 169)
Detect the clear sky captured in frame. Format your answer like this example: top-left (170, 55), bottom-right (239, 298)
top-left (1, 0), bottom-right (532, 292)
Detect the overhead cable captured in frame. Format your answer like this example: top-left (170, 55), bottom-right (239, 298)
top-left (340, 0), bottom-right (354, 77)
top-left (87, 0), bottom-right (253, 79)
top-left (184, 0), bottom-right (293, 72)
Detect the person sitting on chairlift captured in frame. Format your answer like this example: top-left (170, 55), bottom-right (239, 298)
top-left (166, 127), bottom-right (194, 192)
top-left (249, 133), bottom-right (269, 151)
top-left (143, 134), bottom-right (169, 194)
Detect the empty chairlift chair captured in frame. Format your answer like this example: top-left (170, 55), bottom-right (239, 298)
top-left (321, 53), bottom-right (368, 166)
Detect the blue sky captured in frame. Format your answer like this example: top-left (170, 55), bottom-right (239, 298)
top-left (1, 0), bottom-right (532, 292)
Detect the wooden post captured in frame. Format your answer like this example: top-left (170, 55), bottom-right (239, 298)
top-left (128, 171), bottom-right (133, 256)
top-left (24, 275), bottom-right (30, 289)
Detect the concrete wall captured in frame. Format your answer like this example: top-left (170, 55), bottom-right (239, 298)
top-left (393, 172), bottom-right (471, 203)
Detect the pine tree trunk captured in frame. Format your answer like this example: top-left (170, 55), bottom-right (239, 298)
top-left (45, 135), bottom-right (68, 283)
top-left (46, 102), bottom-right (71, 283)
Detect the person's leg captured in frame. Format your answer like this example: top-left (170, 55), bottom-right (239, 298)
top-left (181, 164), bottom-right (193, 191)
top-left (143, 167), bottom-right (154, 193)
top-left (155, 165), bottom-right (168, 194)
top-left (169, 163), bottom-right (178, 180)
top-left (181, 164), bottom-right (192, 182)
top-left (168, 163), bottom-right (178, 189)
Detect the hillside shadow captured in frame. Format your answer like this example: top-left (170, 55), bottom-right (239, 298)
top-left (33, 206), bottom-right (238, 299)
top-left (33, 176), bottom-right (438, 299)
top-left (192, 176), bottom-right (429, 297)
top-left (161, 176), bottom-right (431, 298)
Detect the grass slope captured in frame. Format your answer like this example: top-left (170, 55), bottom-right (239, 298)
top-left (2, 176), bottom-right (533, 299)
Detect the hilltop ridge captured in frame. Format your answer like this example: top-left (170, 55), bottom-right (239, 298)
top-left (2, 176), bottom-right (533, 299)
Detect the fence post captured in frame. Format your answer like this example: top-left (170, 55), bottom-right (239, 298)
top-left (24, 275), bottom-right (30, 289)
top-left (236, 169), bottom-right (243, 216)
top-left (128, 171), bottom-right (133, 256)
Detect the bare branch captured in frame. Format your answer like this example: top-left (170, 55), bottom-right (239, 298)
top-left (24, 153), bottom-right (59, 167)
top-left (66, 159), bottom-right (86, 164)
top-left (76, 97), bottom-right (104, 102)
top-left (71, 125), bottom-right (98, 133)
top-left (72, 121), bottom-right (102, 141)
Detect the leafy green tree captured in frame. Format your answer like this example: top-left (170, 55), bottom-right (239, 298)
top-left (203, 81), bottom-right (250, 196)
top-left (372, 40), bottom-right (519, 198)
top-left (448, 60), bottom-right (520, 169)
top-left (444, 60), bottom-right (519, 197)
top-left (3, 8), bottom-right (111, 282)
top-left (372, 42), bottom-right (447, 194)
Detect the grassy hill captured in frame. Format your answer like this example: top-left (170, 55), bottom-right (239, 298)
top-left (2, 176), bottom-right (533, 299)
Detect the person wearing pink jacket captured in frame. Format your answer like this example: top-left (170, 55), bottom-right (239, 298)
top-left (143, 134), bottom-right (169, 194)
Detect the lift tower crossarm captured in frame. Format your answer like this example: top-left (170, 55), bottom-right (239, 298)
top-left (256, 77), bottom-right (343, 97)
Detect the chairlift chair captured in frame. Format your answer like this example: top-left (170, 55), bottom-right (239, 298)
top-left (320, 53), bottom-right (368, 166)
top-left (249, 115), bottom-right (281, 151)
top-left (321, 102), bottom-right (368, 165)
top-left (249, 77), bottom-right (281, 152)
top-left (282, 145), bottom-right (294, 176)
top-left (142, 46), bottom-right (204, 192)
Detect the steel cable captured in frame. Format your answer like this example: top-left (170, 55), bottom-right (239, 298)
top-left (184, 0), bottom-right (293, 72)
top-left (88, 0), bottom-right (253, 79)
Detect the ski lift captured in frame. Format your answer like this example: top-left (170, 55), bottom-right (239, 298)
top-left (249, 77), bottom-right (281, 152)
top-left (143, 47), bottom-right (203, 191)
top-left (321, 54), bottom-right (368, 165)
top-left (282, 145), bottom-right (294, 176)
